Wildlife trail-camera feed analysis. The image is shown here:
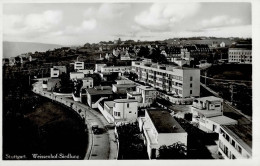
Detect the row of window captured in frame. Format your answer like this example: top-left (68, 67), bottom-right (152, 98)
top-left (229, 51), bottom-right (251, 55)
top-left (220, 128), bottom-right (242, 154)
top-left (114, 111), bottom-right (121, 117)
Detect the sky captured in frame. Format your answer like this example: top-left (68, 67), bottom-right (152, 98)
top-left (3, 2), bottom-right (252, 45)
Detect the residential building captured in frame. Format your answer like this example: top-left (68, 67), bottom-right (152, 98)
top-left (95, 64), bottom-right (107, 73)
top-left (113, 99), bottom-right (138, 122)
top-left (82, 77), bottom-right (94, 89)
top-left (70, 72), bottom-right (84, 80)
top-left (218, 124), bottom-right (252, 159)
top-left (112, 79), bottom-right (136, 94)
top-left (228, 42), bottom-right (252, 64)
top-left (136, 85), bottom-right (157, 104)
top-left (86, 86), bottom-right (113, 108)
top-left (74, 61), bottom-right (84, 70)
top-left (78, 69), bottom-right (94, 75)
top-left (132, 59), bottom-right (200, 98)
top-left (191, 96), bottom-right (237, 133)
top-left (139, 109), bottom-right (187, 159)
top-left (220, 42), bottom-right (226, 47)
top-left (50, 66), bottom-right (67, 78)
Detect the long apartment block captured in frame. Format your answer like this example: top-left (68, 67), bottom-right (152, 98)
top-left (131, 59), bottom-right (200, 98)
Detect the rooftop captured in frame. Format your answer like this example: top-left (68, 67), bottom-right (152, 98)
top-left (147, 109), bottom-right (186, 133)
top-left (221, 124), bottom-right (252, 154)
top-left (196, 96), bottom-right (223, 102)
top-left (127, 91), bottom-right (141, 96)
top-left (113, 84), bottom-right (136, 88)
top-left (70, 72), bottom-right (84, 74)
top-left (86, 88), bottom-right (113, 95)
top-left (192, 107), bottom-right (222, 118)
top-left (83, 77), bottom-right (93, 80)
top-left (208, 116), bottom-right (237, 125)
top-left (114, 99), bottom-right (138, 103)
top-left (137, 85), bottom-right (156, 91)
top-left (94, 86), bottom-right (112, 90)
top-left (104, 101), bottom-right (114, 108)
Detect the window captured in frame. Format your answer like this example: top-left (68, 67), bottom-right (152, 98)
top-left (127, 103), bottom-right (129, 108)
top-left (231, 140), bottom-right (235, 147)
top-left (190, 83), bottom-right (192, 88)
top-left (226, 134), bottom-right (230, 142)
top-left (190, 76), bottom-right (193, 81)
top-left (190, 90), bottom-right (192, 94)
top-left (237, 146), bottom-right (242, 154)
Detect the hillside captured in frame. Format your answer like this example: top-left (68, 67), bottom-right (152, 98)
top-left (3, 41), bottom-right (62, 58)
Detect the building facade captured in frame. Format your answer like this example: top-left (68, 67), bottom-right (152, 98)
top-left (139, 109), bottom-right (187, 159)
top-left (132, 59), bottom-right (200, 98)
top-left (218, 124), bottom-right (252, 159)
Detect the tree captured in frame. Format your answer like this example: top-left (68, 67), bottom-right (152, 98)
top-left (157, 142), bottom-right (187, 159)
top-left (137, 46), bottom-right (149, 58)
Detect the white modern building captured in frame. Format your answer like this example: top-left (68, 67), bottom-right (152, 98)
top-left (50, 66), bottom-right (67, 78)
top-left (82, 77), bottom-right (94, 89)
top-left (74, 61), bottom-right (84, 70)
top-left (191, 96), bottom-right (237, 133)
top-left (132, 59), bottom-right (200, 98)
top-left (98, 99), bottom-right (139, 124)
top-left (228, 42), bottom-right (252, 64)
top-left (218, 124), bottom-right (252, 159)
top-left (139, 109), bottom-right (187, 159)
top-left (112, 79), bottom-right (136, 94)
top-left (70, 72), bottom-right (84, 80)
top-left (78, 69), bottom-right (94, 75)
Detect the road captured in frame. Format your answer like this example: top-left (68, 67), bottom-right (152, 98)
top-left (32, 80), bottom-right (118, 160)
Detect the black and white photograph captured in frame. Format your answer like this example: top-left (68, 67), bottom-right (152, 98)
top-left (1, 0), bottom-right (259, 164)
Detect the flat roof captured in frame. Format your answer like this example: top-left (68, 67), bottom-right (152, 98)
top-left (104, 101), bottom-right (114, 108)
top-left (83, 77), bottom-right (93, 80)
top-left (192, 107), bottom-right (222, 118)
top-left (114, 99), bottom-right (138, 103)
top-left (128, 91), bottom-right (141, 96)
top-left (87, 88), bottom-right (113, 95)
top-left (208, 116), bottom-right (237, 125)
top-left (94, 86), bottom-right (112, 90)
top-left (113, 84), bottom-right (136, 88)
top-left (221, 124), bottom-right (252, 153)
top-left (147, 109), bottom-right (186, 133)
top-left (137, 85), bottom-right (156, 90)
top-left (70, 72), bottom-right (84, 74)
top-left (196, 96), bottom-right (223, 102)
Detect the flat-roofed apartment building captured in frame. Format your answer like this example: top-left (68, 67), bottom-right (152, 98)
top-left (228, 41), bottom-right (252, 64)
top-left (132, 59), bottom-right (200, 98)
top-left (218, 124), bottom-right (252, 159)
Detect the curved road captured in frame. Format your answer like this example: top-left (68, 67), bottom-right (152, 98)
top-left (32, 80), bottom-right (118, 160)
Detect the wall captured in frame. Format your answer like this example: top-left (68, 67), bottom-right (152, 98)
top-left (182, 69), bottom-right (200, 98)
top-left (98, 103), bottom-right (114, 124)
top-left (70, 72), bottom-right (84, 80)
top-left (158, 133), bottom-right (187, 147)
top-left (113, 101), bottom-right (138, 121)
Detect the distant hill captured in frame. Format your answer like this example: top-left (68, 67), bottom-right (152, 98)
top-left (3, 41), bottom-right (62, 58)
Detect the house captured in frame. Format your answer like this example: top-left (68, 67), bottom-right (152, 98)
top-left (131, 85), bottom-right (157, 107)
top-left (95, 64), bottom-right (107, 73)
top-left (112, 79), bottom-right (136, 94)
top-left (220, 42), bottom-right (226, 47)
top-left (191, 96), bottom-right (237, 133)
top-left (70, 72), bottom-right (84, 80)
top-left (218, 124), bottom-right (252, 159)
top-left (132, 60), bottom-right (200, 98)
top-left (78, 69), bottom-right (94, 75)
top-left (139, 109), bottom-right (187, 159)
top-left (113, 99), bottom-right (138, 122)
top-left (50, 66), bottom-right (67, 78)
top-left (86, 86), bottom-right (113, 108)
top-left (74, 61), bottom-right (84, 70)
top-left (82, 77), bottom-right (94, 89)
